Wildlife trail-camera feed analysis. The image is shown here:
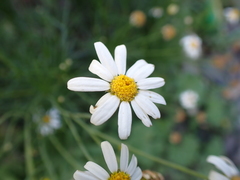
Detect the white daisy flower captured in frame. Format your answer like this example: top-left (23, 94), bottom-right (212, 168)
top-left (179, 90), bottom-right (199, 110)
top-left (34, 108), bottom-right (61, 136)
top-left (207, 155), bottom-right (240, 180)
top-left (67, 42), bottom-right (166, 140)
top-left (180, 34), bottom-right (202, 60)
top-left (224, 7), bottom-right (239, 25)
top-left (73, 141), bottom-right (142, 180)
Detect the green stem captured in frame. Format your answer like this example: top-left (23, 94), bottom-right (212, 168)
top-left (49, 135), bottom-right (81, 169)
top-left (38, 140), bottom-right (58, 180)
top-left (65, 117), bottom-right (93, 161)
top-left (24, 117), bottom-right (35, 180)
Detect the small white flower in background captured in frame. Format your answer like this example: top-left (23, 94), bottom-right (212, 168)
top-left (149, 7), bottom-right (163, 18)
top-left (207, 155), bottom-right (240, 180)
top-left (74, 141), bottom-right (142, 180)
top-left (167, 4), bottom-right (179, 15)
top-left (184, 16), bottom-right (193, 25)
top-left (224, 7), bottom-right (239, 25)
top-left (34, 108), bottom-right (61, 136)
top-left (67, 42), bottom-right (166, 140)
top-left (179, 90), bottom-right (199, 110)
top-left (180, 34), bottom-right (202, 60)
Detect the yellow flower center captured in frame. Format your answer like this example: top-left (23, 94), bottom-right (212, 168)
top-left (108, 171), bottom-right (131, 180)
top-left (231, 176), bottom-right (240, 180)
top-left (110, 75), bottom-right (138, 102)
top-left (42, 115), bottom-right (50, 123)
top-left (190, 41), bottom-right (198, 48)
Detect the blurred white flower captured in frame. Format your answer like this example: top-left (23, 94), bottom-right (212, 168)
top-left (167, 4), bottom-right (179, 15)
top-left (180, 34), bottom-right (202, 60)
top-left (149, 7), bottom-right (163, 18)
top-left (74, 141), bottom-right (142, 180)
top-left (67, 42), bottom-right (166, 140)
top-left (34, 108), bottom-right (61, 136)
top-left (224, 7), bottom-right (239, 25)
top-left (207, 155), bottom-right (240, 180)
top-left (179, 90), bottom-right (199, 110)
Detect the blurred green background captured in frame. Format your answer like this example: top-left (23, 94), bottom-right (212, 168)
top-left (1, 0), bottom-right (240, 179)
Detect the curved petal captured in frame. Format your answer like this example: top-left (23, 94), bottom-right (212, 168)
top-left (131, 100), bottom-right (152, 127)
top-left (126, 60), bottom-right (148, 78)
top-left (90, 95), bottom-right (120, 125)
top-left (134, 93), bottom-right (160, 119)
top-left (220, 156), bottom-right (239, 177)
top-left (73, 170), bottom-right (99, 180)
top-left (207, 155), bottom-right (235, 178)
top-left (67, 77), bottom-right (110, 92)
top-left (137, 77), bottom-right (165, 90)
top-left (84, 161), bottom-right (109, 179)
top-left (130, 63), bottom-right (155, 82)
top-left (126, 155), bottom-right (138, 176)
top-left (89, 93), bottom-right (112, 114)
top-left (101, 141), bottom-right (118, 173)
top-left (131, 167), bottom-right (142, 180)
top-left (94, 42), bottom-right (118, 76)
top-left (88, 60), bottom-right (114, 82)
top-left (120, 143), bottom-right (129, 172)
top-left (139, 90), bottom-right (166, 105)
top-left (115, 45), bottom-right (126, 75)
top-left (208, 171), bottom-right (229, 180)
top-left (118, 102), bottom-right (132, 140)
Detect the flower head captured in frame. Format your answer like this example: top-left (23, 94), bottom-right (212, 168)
top-left (180, 34), bottom-right (202, 60)
top-left (207, 155), bottom-right (240, 180)
top-left (129, 10), bottom-right (146, 27)
top-left (34, 108), bottom-right (61, 136)
top-left (67, 42), bottom-right (166, 139)
top-left (179, 90), bottom-right (199, 110)
top-left (224, 7), bottom-right (239, 25)
top-left (73, 141), bottom-right (142, 180)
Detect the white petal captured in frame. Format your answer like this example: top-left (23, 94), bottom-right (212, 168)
top-left (130, 63), bottom-right (155, 82)
top-left (89, 93), bottom-right (112, 114)
top-left (207, 155), bottom-right (235, 177)
top-left (220, 156), bottom-right (239, 176)
top-left (139, 90), bottom-right (166, 105)
top-left (120, 143), bottom-right (129, 172)
top-left (135, 93), bottom-right (160, 119)
top-left (131, 167), bottom-right (142, 180)
top-left (118, 102), bottom-right (132, 140)
top-left (67, 77), bottom-right (110, 92)
top-left (84, 161), bottom-right (109, 179)
top-left (101, 141), bottom-right (118, 173)
top-left (115, 45), bottom-right (126, 75)
top-left (88, 60), bottom-right (114, 82)
top-left (137, 77), bottom-right (165, 90)
top-left (126, 155), bottom-right (138, 176)
top-left (94, 42), bottom-right (118, 76)
top-left (90, 95), bottom-right (120, 125)
top-left (131, 100), bottom-right (152, 127)
top-left (208, 171), bottom-right (229, 180)
top-left (126, 60), bottom-right (148, 78)
top-left (73, 170), bottom-right (99, 180)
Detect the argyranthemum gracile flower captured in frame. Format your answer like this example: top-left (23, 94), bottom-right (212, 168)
top-left (207, 155), bottom-right (240, 180)
top-left (67, 42), bottom-right (166, 139)
top-left (73, 141), bottom-right (142, 180)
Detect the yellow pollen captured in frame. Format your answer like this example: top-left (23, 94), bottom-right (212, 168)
top-left (231, 176), bottom-right (240, 180)
top-left (190, 41), bottom-right (198, 48)
top-left (108, 171), bottom-right (131, 180)
top-left (110, 75), bottom-right (138, 102)
top-left (42, 115), bottom-right (50, 123)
